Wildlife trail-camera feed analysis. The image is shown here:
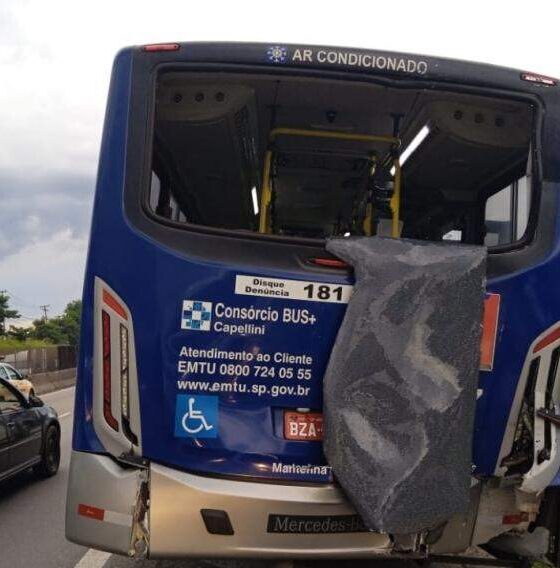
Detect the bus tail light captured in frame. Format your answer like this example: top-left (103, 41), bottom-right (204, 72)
top-left (120, 324), bottom-right (129, 420)
top-left (94, 277), bottom-right (142, 456)
top-left (102, 310), bottom-right (119, 431)
top-left (480, 293), bottom-right (500, 371)
top-left (120, 324), bottom-right (138, 445)
top-left (497, 320), bottom-right (560, 494)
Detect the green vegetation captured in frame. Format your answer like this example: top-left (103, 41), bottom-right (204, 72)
top-left (0, 292), bottom-right (20, 335)
top-left (0, 292), bottom-right (82, 352)
top-left (31, 300), bottom-right (82, 347)
top-left (0, 337), bottom-right (52, 356)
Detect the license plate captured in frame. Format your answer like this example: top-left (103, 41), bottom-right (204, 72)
top-left (267, 514), bottom-right (368, 533)
top-left (284, 411), bottom-right (323, 441)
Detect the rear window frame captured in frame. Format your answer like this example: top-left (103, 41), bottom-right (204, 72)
top-left (132, 61), bottom-right (547, 259)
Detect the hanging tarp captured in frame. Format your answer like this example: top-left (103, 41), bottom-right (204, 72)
top-left (323, 236), bottom-right (486, 535)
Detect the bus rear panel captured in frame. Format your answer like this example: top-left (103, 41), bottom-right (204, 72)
top-left (66, 42), bottom-right (560, 560)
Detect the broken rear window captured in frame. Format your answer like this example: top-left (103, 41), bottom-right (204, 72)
top-left (148, 71), bottom-right (535, 247)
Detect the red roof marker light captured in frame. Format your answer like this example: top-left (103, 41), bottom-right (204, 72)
top-left (143, 43), bottom-right (180, 52)
top-left (521, 73), bottom-right (557, 87)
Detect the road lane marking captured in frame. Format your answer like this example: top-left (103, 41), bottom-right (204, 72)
top-left (75, 548), bottom-right (111, 568)
top-left (59, 412), bottom-right (72, 419)
top-left (42, 385), bottom-right (76, 399)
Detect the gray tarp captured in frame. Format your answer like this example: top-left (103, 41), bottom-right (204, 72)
top-left (323, 236), bottom-right (486, 535)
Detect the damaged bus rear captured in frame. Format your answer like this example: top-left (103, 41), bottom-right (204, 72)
top-left (66, 42), bottom-right (560, 561)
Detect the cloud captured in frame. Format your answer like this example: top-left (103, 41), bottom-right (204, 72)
top-left (0, 229), bottom-right (87, 324)
top-left (0, 172), bottom-right (93, 259)
top-left (2, 0), bottom-right (560, 327)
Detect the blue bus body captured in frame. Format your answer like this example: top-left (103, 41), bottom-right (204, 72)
top-left (67, 43), bottom-right (560, 560)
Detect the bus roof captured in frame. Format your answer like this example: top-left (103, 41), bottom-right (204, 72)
top-left (131, 41), bottom-right (558, 95)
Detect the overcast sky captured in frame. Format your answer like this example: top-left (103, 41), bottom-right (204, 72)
top-left (1, 0), bottom-right (559, 326)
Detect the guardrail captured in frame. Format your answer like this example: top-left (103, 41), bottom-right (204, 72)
top-left (31, 367), bottom-right (76, 396)
top-left (1, 346), bottom-right (76, 375)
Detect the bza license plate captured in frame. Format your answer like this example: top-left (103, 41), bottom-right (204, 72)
top-left (284, 411), bottom-right (323, 440)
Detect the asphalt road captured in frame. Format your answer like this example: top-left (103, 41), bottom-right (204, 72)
top-left (0, 387), bottom-right (87, 568)
top-left (0, 387), bottom-right (470, 568)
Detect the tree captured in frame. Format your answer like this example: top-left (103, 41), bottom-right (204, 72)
top-left (7, 326), bottom-right (31, 342)
top-left (59, 300), bottom-right (81, 347)
top-left (0, 292), bottom-right (20, 336)
top-left (31, 319), bottom-right (68, 344)
top-left (30, 300), bottom-right (82, 346)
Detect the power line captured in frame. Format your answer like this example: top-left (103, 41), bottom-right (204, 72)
top-left (6, 314), bottom-right (36, 321)
top-left (1, 290), bottom-right (45, 328)
top-left (1, 290), bottom-right (40, 320)
top-left (4, 289), bottom-right (41, 309)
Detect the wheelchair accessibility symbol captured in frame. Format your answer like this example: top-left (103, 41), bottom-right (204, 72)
top-left (175, 395), bottom-right (218, 439)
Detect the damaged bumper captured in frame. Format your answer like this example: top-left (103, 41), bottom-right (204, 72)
top-left (149, 461), bottom-right (392, 558)
top-left (66, 451), bottom-right (499, 558)
top-left (66, 450), bottom-right (148, 556)
top-left (66, 450), bottom-right (392, 558)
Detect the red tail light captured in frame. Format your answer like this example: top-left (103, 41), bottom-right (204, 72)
top-left (309, 257), bottom-right (350, 269)
top-left (502, 512), bottom-right (529, 525)
top-left (102, 310), bottom-right (119, 431)
top-left (480, 294), bottom-right (500, 371)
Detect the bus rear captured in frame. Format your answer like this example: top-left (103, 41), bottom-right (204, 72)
top-left (66, 42), bottom-right (560, 560)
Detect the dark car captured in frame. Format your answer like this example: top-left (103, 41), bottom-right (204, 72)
top-left (0, 377), bottom-right (60, 482)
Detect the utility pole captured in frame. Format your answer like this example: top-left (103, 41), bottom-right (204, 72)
top-left (40, 304), bottom-right (50, 322)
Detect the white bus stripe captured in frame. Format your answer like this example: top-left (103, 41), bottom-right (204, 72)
top-left (104, 510), bottom-right (133, 527)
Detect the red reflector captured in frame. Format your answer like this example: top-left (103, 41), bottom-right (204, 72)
top-left (102, 310), bottom-right (119, 432)
top-left (480, 294), bottom-right (500, 371)
top-left (284, 411), bottom-right (324, 441)
top-left (143, 43), bottom-right (180, 52)
top-left (78, 504), bottom-right (105, 521)
top-left (310, 257), bottom-right (350, 269)
top-left (103, 289), bottom-right (127, 320)
top-left (534, 325), bottom-right (560, 354)
top-left (502, 512), bottom-right (529, 525)
top-left (521, 73), bottom-right (557, 87)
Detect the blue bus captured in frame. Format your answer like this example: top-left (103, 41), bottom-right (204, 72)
top-left (66, 42), bottom-right (560, 561)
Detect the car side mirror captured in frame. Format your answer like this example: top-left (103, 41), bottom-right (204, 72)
top-left (28, 394), bottom-right (44, 407)
top-left (19, 369), bottom-right (29, 378)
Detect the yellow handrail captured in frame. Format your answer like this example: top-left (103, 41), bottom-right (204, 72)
top-left (391, 159), bottom-right (402, 238)
top-left (269, 127), bottom-right (399, 146)
top-left (363, 202), bottom-right (373, 236)
top-left (258, 151), bottom-right (273, 233)
top-left (258, 128), bottom-right (401, 235)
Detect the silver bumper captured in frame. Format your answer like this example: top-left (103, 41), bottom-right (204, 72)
top-left (150, 461), bottom-right (391, 558)
top-left (66, 450), bottom-right (391, 558)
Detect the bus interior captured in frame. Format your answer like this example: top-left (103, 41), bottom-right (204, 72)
top-left (149, 71), bottom-right (534, 248)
